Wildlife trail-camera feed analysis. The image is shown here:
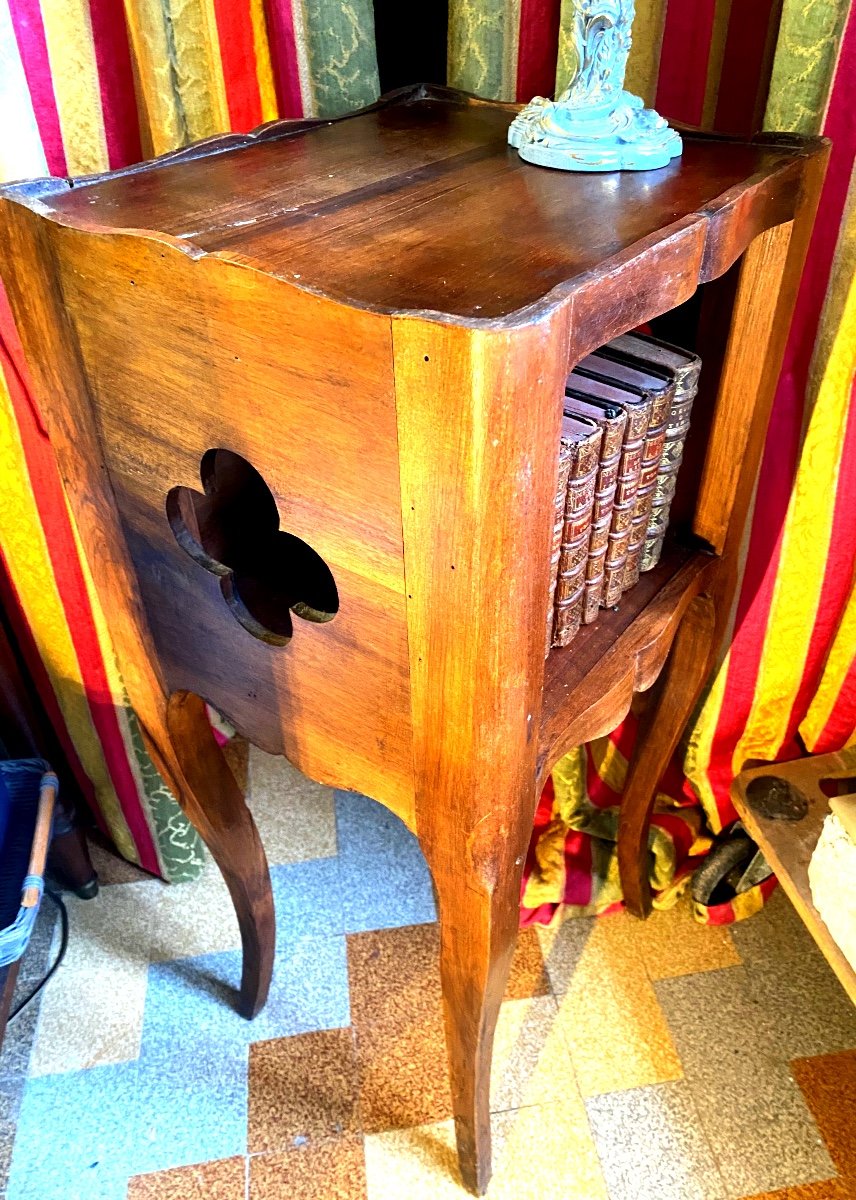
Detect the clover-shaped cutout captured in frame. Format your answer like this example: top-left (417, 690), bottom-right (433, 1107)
top-left (166, 449), bottom-right (338, 645)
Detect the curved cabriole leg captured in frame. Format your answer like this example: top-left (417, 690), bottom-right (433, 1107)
top-left (165, 690), bottom-right (275, 1018)
top-left (422, 817), bottom-right (532, 1196)
top-left (618, 593), bottom-right (717, 919)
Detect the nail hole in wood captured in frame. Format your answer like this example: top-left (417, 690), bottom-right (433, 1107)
top-left (166, 448), bottom-right (338, 645)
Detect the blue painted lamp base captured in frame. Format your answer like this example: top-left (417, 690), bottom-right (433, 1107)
top-left (508, 91), bottom-right (682, 173)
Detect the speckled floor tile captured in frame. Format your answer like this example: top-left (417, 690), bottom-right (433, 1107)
top-left (364, 1119), bottom-right (463, 1199)
top-left (536, 913), bottom-right (597, 993)
top-left (149, 863), bottom-right (240, 962)
top-left (9, 1038), bottom-right (249, 1200)
top-left (64, 880), bottom-right (159, 962)
top-left (248, 748), bottom-right (337, 865)
top-left (141, 935), bottom-right (350, 1068)
top-left (737, 1181), bottom-right (852, 1199)
top-left (586, 1079), bottom-right (726, 1200)
top-left (791, 1050), bottom-right (856, 1178)
top-left (364, 1102), bottom-right (608, 1200)
top-left (505, 928), bottom-right (550, 999)
top-left (489, 1101), bottom-right (608, 1200)
top-left (0, 992), bottom-right (41, 1080)
top-left (248, 1028), bottom-right (360, 1152)
top-left (29, 882), bottom-right (156, 1075)
top-left (130, 1044), bottom-right (249, 1178)
top-left (270, 856), bottom-right (345, 941)
top-left (655, 966), bottom-right (835, 1197)
top-left (151, 856), bottom-right (345, 971)
top-left (490, 995), bottom-right (576, 1112)
top-left (128, 1156), bottom-right (247, 1200)
top-left (30, 958), bottom-right (148, 1075)
top-left (551, 916), bottom-right (683, 1096)
top-left (347, 924), bottom-right (451, 1132)
top-left (336, 793), bottom-right (435, 933)
top-left (250, 1133), bottom-right (367, 1199)
top-left (7, 1061), bottom-right (140, 1200)
top-left (622, 893), bottom-right (741, 980)
top-left (729, 888), bottom-right (821, 965)
top-left (741, 952), bottom-right (856, 1061)
top-left (0, 1077), bottom-right (23, 1191)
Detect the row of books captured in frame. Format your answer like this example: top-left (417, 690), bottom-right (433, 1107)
top-left (547, 332), bottom-right (702, 653)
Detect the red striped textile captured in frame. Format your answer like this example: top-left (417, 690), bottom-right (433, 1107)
top-left (212, 0), bottom-right (265, 131)
top-left (7, 0), bottom-right (66, 174)
top-left (264, 0), bottom-right (305, 118)
top-left (655, 0), bottom-right (717, 126)
top-left (0, 560), bottom-right (100, 826)
top-left (0, 294), bottom-right (161, 874)
top-left (88, 0), bottom-right (142, 169)
top-left (714, 0), bottom-right (782, 135)
top-left (516, 0), bottom-right (562, 101)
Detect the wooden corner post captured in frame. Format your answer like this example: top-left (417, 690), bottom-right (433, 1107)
top-left (392, 304), bottom-right (571, 1193)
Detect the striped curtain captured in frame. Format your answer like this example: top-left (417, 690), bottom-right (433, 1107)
top-left (0, 0), bottom-right (380, 881)
top-left (448, 0), bottom-right (856, 921)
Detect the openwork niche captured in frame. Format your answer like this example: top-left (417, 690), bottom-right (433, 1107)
top-left (166, 449), bottom-right (338, 645)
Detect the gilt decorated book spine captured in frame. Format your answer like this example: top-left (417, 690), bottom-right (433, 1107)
top-left (606, 333), bottom-right (702, 571)
top-left (564, 391), bottom-right (628, 624)
top-left (545, 439), bottom-right (574, 656)
top-left (551, 415), bottom-right (603, 648)
top-left (585, 350), bottom-right (675, 592)
top-left (569, 366), bottom-right (654, 609)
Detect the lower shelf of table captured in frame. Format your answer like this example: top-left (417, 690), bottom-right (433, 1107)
top-left (537, 542), bottom-right (716, 779)
top-left (733, 776), bottom-right (856, 1005)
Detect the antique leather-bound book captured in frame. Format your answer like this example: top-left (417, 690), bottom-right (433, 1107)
top-left (579, 352), bottom-right (675, 592)
top-left (601, 333), bottom-right (701, 571)
top-left (545, 438), bottom-right (575, 655)
top-left (568, 369), bottom-right (654, 607)
top-left (552, 414), bottom-right (603, 648)
top-left (563, 390), bottom-right (628, 624)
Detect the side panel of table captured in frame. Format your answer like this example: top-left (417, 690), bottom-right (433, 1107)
top-left (50, 225), bottom-right (417, 824)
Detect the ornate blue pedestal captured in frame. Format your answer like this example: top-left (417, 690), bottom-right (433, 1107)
top-left (508, 0), bottom-right (682, 172)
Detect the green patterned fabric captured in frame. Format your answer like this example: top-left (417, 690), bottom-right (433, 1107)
top-left (305, 0), bottom-right (381, 117)
top-left (123, 694), bottom-right (206, 882)
top-left (764, 0), bottom-right (852, 135)
top-left (447, 0), bottom-right (519, 101)
top-left (556, 0), bottom-right (582, 94)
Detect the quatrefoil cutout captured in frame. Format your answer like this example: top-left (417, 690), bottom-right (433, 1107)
top-left (166, 449), bottom-right (338, 646)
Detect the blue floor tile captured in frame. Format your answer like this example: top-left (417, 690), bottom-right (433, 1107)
top-left (140, 933), bottom-right (350, 1070)
top-left (130, 1042), bottom-right (248, 1177)
top-left (7, 1062), bottom-right (138, 1200)
top-left (271, 856), bottom-right (345, 945)
top-left (335, 791), bottom-right (436, 933)
top-left (6, 1040), bottom-right (249, 1200)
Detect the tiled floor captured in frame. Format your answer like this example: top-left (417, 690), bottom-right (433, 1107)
top-left (1, 744), bottom-right (854, 1200)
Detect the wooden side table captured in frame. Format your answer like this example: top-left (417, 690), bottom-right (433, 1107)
top-left (0, 86), bottom-right (827, 1194)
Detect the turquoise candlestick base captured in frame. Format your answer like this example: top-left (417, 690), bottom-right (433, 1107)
top-left (509, 0), bottom-right (682, 173)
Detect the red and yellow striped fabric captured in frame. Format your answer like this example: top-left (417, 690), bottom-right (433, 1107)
top-left (507, 0), bottom-right (856, 924)
top-left (0, 0), bottom-right (380, 879)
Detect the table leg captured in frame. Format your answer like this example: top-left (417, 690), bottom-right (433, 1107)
top-left (618, 592), bottom-right (716, 917)
top-left (421, 801), bottom-right (534, 1195)
top-left (165, 690), bottom-right (275, 1018)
